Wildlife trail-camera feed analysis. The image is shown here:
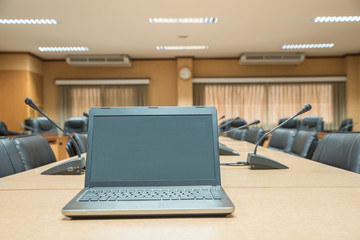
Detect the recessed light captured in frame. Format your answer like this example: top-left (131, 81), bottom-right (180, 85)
top-left (149, 18), bottom-right (218, 23)
top-left (156, 46), bottom-right (209, 50)
top-left (282, 43), bottom-right (334, 49)
top-left (38, 47), bottom-right (90, 52)
top-left (313, 16), bottom-right (360, 23)
top-left (0, 19), bottom-right (59, 24)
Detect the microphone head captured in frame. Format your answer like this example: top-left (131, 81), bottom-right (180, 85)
top-left (304, 104), bottom-right (312, 112)
top-left (24, 98), bottom-right (32, 105)
top-left (254, 120), bottom-right (260, 124)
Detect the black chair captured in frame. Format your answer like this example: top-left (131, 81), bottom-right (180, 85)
top-left (339, 119), bottom-right (353, 132)
top-left (289, 130), bottom-right (319, 159)
top-left (299, 116), bottom-right (324, 132)
top-left (244, 127), bottom-right (265, 145)
top-left (64, 117), bottom-right (88, 133)
top-left (25, 117), bottom-right (58, 134)
top-left (219, 118), bottom-right (235, 133)
top-left (0, 138), bottom-right (25, 178)
top-left (231, 129), bottom-right (247, 141)
top-left (230, 118), bottom-right (247, 128)
top-left (66, 133), bottom-right (88, 157)
top-left (278, 118), bottom-right (300, 129)
top-left (268, 128), bottom-right (297, 152)
top-left (13, 136), bottom-right (56, 170)
top-left (0, 121), bottom-right (24, 136)
top-left (311, 133), bottom-right (360, 174)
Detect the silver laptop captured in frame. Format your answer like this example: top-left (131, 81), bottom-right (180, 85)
top-left (62, 106), bottom-right (235, 217)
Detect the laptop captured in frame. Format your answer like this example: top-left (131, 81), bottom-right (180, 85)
top-left (62, 106), bottom-right (235, 217)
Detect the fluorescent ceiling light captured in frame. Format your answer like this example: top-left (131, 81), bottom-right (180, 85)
top-left (149, 18), bottom-right (218, 23)
top-left (282, 43), bottom-right (334, 49)
top-left (156, 46), bottom-right (209, 50)
top-left (313, 16), bottom-right (360, 23)
top-left (0, 19), bottom-right (58, 24)
top-left (38, 47), bottom-right (90, 52)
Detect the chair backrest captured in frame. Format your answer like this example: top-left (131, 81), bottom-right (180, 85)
top-left (66, 133), bottom-right (88, 157)
top-left (26, 117), bottom-right (58, 134)
top-left (244, 127), bottom-right (265, 144)
top-left (339, 118), bottom-right (353, 132)
top-left (290, 130), bottom-right (319, 159)
top-left (0, 121), bottom-right (9, 136)
top-left (231, 129), bottom-right (247, 141)
top-left (64, 117), bottom-right (88, 133)
top-left (13, 136), bottom-right (56, 170)
top-left (230, 118), bottom-right (247, 128)
top-left (312, 133), bottom-right (360, 173)
top-left (278, 118), bottom-right (300, 129)
top-left (219, 118), bottom-right (234, 133)
top-left (268, 128), bottom-right (297, 152)
top-left (299, 116), bottom-right (324, 132)
top-left (0, 138), bottom-right (25, 177)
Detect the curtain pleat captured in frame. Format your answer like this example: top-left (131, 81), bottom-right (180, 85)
top-left (193, 82), bottom-right (345, 131)
top-left (58, 84), bottom-right (148, 126)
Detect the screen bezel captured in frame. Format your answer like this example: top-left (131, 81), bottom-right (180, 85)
top-left (84, 106), bottom-right (221, 188)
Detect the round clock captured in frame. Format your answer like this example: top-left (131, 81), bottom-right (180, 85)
top-left (178, 67), bottom-right (192, 80)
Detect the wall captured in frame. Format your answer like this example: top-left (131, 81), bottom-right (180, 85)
top-left (42, 60), bottom-right (178, 119)
top-left (0, 53), bottom-right (43, 131)
top-left (1, 53), bottom-right (360, 131)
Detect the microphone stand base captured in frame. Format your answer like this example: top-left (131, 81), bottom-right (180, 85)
top-left (247, 153), bottom-right (288, 170)
top-left (41, 156), bottom-right (86, 175)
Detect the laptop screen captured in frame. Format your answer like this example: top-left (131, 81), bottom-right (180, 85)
top-left (87, 111), bottom-right (219, 187)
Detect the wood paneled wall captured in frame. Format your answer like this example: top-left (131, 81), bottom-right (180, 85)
top-left (1, 53), bottom-right (360, 131)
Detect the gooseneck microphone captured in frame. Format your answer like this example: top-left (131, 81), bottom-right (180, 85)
top-left (340, 121), bottom-right (357, 132)
top-left (218, 115), bottom-right (226, 121)
top-left (24, 98), bottom-right (85, 175)
top-left (220, 120), bottom-right (260, 136)
top-left (247, 104), bottom-right (312, 169)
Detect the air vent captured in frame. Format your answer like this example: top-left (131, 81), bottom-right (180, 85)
top-left (66, 55), bottom-right (131, 67)
top-left (239, 53), bottom-right (305, 65)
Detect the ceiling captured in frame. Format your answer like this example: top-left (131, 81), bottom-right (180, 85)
top-left (1, 0), bottom-right (360, 60)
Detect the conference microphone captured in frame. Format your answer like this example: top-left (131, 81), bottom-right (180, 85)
top-left (218, 115), bottom-right (225, 121)
top-left (246, 104), bottom-right (312, 169)
top-left (24, 98), bottom-right (86, 175)
top-left (340, 121), bottom-right (357, 132)
top-left (83, 112), bottom-right (89, 118)
top-left (220, 120), bottom-right (260, 136)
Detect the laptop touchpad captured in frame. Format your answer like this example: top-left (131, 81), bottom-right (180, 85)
top-left (116, 201), bottom-right (160, 209)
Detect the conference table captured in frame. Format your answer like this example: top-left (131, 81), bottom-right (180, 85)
top-left (1, 137), bottom-right (360, 240)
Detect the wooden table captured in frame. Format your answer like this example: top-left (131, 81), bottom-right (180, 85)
top-left (1, 138), bottom-right (360, 240)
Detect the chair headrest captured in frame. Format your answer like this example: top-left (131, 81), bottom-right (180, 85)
top-left (68, 118), bottom-right (85, 128)
top-left (37, 118), bottom-right (54, 131)
top-left (302, 117), bottom-right (323, 128)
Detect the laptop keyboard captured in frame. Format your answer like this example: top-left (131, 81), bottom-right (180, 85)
top-left (78, 188), bottom-right (222, 202)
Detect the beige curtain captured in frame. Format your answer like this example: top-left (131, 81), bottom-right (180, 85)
top-left (58, 84), bottom-right (148, 126)
top-left (195, 83), bottom-right (266, 126)
top-left (194, 82), bottom-right (346, 131)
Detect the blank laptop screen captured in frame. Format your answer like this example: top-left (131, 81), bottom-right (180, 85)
top-left (89, 114), bottom-right (216, 185)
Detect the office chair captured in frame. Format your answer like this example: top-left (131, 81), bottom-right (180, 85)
top-left (25, 117), bottom-right (58, 134)
top-left (0, 121), bottom-right (25, 136)
top-left (312, 133), bottom-right (360, 174)
top-left (278, 118), bottom-right (300, 129)
top-left (65, 133), bottom-right (88, 157)
top-left (0, 138), bottom-right (25, 178)
top-left (13, 136), bottom-right (57, 170)
top-left (231, 129), bottom-right (247, 141)
top-left (244, 127), bottom-right (265, 145)
top-left (64, 117), bottom-right (88, 133)
top-left (299, 116), bottom-right (324, 132)
top-left (267, 128), bottom-right (297, 152)
top-left (289, 130), bottom-right (318, 159)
